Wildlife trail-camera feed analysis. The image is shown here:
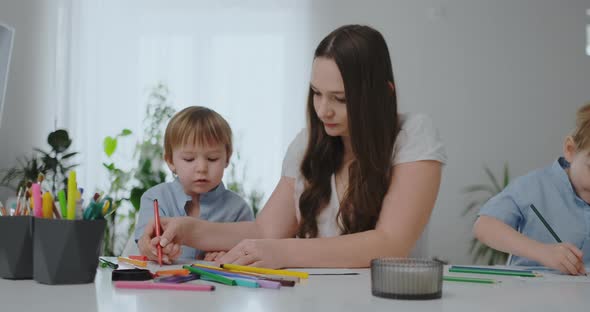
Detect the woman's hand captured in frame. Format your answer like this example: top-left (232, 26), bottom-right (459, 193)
top-left (143, 216), bottom-right (192, 264)
top-left (137, 233), bottom-right (163, 262)
top-left (216, 239), bottom-right (285, 269)
top-left (203, 251), bottom-right (227, 262)
top-left (537, 243), bottom-right (586, 275)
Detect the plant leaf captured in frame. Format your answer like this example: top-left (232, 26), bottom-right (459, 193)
top-left (462, 184), bottom-right (496, 195)
top-left (61, 152), bottom-right (78, 159)
top-left (484, 166), bottom-right (502, 193)
top-left (103, 136), bottom-right (117, 157)
top-left (33, 148), bottom-right (50, 157)
top-left (129, 187), bottom-right (144, 211)
top-left (462, 200), bottom-right (482, 216)
top-left (103, 163), bottom-right (115, 171)
top-left (48, 129), bottom-right (72, 153)
top-left (503, 162), bottom-right (510, 188)
top-left (120, 129), bottom-right (132, 136)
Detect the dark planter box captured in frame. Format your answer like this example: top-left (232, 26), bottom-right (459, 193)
top-left (0, 216), bottom-right (34, 279)
top-left (33, 218), bottom-right (105, 284)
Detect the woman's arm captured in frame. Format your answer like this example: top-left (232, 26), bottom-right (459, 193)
top-left (153, 176), bottom-right (299, 252)
top-left (285, 160), bottom-right (442, 267)
top-left (219, 160), bottom-right (442, 268)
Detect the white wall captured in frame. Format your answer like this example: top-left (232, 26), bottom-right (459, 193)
top-left (309, 0), bottom-right (590, 263)
top-left (1, 0), bottom-right (589, 263)
top-left (0, 0), bottom-right (60, 170)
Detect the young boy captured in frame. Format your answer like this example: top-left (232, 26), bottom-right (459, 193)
top-left (135, 106), bottom-right (253, 263)
top-left (474, 103), bottom-right (590, 275)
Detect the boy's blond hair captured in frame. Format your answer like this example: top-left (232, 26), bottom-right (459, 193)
top-left (572, 102), bottom-right (590, 151)
top-left (164, 106), bottom-right (233, 163)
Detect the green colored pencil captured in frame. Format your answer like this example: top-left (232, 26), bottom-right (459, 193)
top-left (99, 257), bottom-right (119, 269)
top-left (183, 265), bottom-right (236, 286)
top-left (529, 204), bottom-right (562, 243)
top-left (448, 267), bottom-right (538, 277)
top-left (443, 276), bottom-right (497, 284)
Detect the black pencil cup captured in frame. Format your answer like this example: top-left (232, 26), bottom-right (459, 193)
top-left (0, 216), bottom-right (34, 279)
top-left (33, 218), bottom-right (105, 284)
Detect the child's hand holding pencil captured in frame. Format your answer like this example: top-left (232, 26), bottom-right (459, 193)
top-left (537, 243), bottom-right (586, 276)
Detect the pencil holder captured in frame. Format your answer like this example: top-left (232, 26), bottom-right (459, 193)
top-left (371, 258), bottom-right (443, 300)
top-left (33, 218), bottom-right (105, 284)
top-left (0, 216), bottom-right (34, 279)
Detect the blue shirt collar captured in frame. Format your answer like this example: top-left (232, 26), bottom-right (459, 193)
top-left (553, 157), bottom-right (588, 205)
top-left (171, 178), bottom-right (227, 211)
top-left (552, 157), bottom-right (571, 186)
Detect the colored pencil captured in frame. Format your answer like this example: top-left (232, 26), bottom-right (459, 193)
top-left (448, 267), bottom-right (539, 277)
top-left (450, 266), bottom-right (534, 274)
top-left (99, 258), bottom-right (119, 269)
top-left (192, 266), bottom-right (281, 289)
top-left (443, 276), bottom-right (498, 284)
top-left (118, 256), bottom-right (148, 268)
top-left (191, 264), bottom-right (295, 286)
top-left (221, 263), bottom-right (309, 279)
top-left (529, 204), bottom-right (562, 243)
top-left (155, 269), bottom-right (190, 277)
top-left (154, 199), bottom-right (162, 266)
top-left (114, 281), bottom-right (214, 291)
top-left (183, 265), bottom-right (236, 286)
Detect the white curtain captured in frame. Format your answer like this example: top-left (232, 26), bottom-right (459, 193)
top-left (62, 0), bottom-right (312, 206)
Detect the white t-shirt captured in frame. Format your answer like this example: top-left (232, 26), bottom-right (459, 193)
top-left (281, 114), bottom-right (447, 256)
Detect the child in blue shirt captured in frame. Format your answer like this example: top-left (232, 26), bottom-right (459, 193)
top-left (135, 106), bottom-right (253, 263)
top-left (474, 103), bottom-right (590, 275)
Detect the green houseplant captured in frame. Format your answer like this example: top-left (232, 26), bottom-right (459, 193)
top-left (101, 129), bottom-right (134, 256)
top-left (1, 129), bottom-right (78, 196)
top-left (463, 163), bottom-right (510, 265)
top-left (99, 83), bottom-right (175, 256)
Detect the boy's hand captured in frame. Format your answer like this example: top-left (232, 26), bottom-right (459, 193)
top-left (203, 251), bottom-right (227, 262)
top-left (538, 243), bottom-right (586, 275)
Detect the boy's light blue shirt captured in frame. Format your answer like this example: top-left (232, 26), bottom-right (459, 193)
top-left (478, 157), bottom-right (590, 266)
top-left (134, 178), bottom-right (253, 259)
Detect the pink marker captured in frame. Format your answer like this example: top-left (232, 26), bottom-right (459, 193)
top-left (31, 183), bottom-right (43, 218)
top-left (114, 281), bottom-right (215, 292)
top-left (256, 279), bottom-right (281, 289)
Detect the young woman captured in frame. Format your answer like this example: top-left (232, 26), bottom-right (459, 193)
top-left (144, 25), bottom-right (447, 268)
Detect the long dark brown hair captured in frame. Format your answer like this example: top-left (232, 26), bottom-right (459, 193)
top-left (297, 25), bottom-right (400, 238)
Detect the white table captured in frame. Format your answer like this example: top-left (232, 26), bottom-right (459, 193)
top-left (1, 259), bottom-right (589, 312)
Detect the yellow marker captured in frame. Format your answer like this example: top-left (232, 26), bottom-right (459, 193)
top-left (67, 170), bottom-right (77, 220)
top-left (191, 263), bottom-right (222, 270)
top-left (221, 263), bottom-right (308, 279)
top-left (101, 200), bottom-right (111, 215)
top-left (42, 192), bottom-right (54, 218)
top-left (118, 257), bottom-right (148, 268)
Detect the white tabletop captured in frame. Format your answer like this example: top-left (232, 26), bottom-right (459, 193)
top-left (1, 259), bottom-right (589, 312)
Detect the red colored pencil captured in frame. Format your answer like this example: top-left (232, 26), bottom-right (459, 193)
top-left (154, 199), bottom-right (163, 266)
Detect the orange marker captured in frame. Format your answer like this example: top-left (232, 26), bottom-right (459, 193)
top-left (154, 269), bottom-right (190, 277)
top-left (117, 256), bottom-right (148, 268)
top-left (154, 199), bottom-right (163, 266)
top-left (129, 255), bottom-right (148, 261)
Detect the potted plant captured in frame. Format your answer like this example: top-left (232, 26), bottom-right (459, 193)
top-left (463, 163), bottom-right (510, 265)
top-left (1, 129), bottom-right (78, 196)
